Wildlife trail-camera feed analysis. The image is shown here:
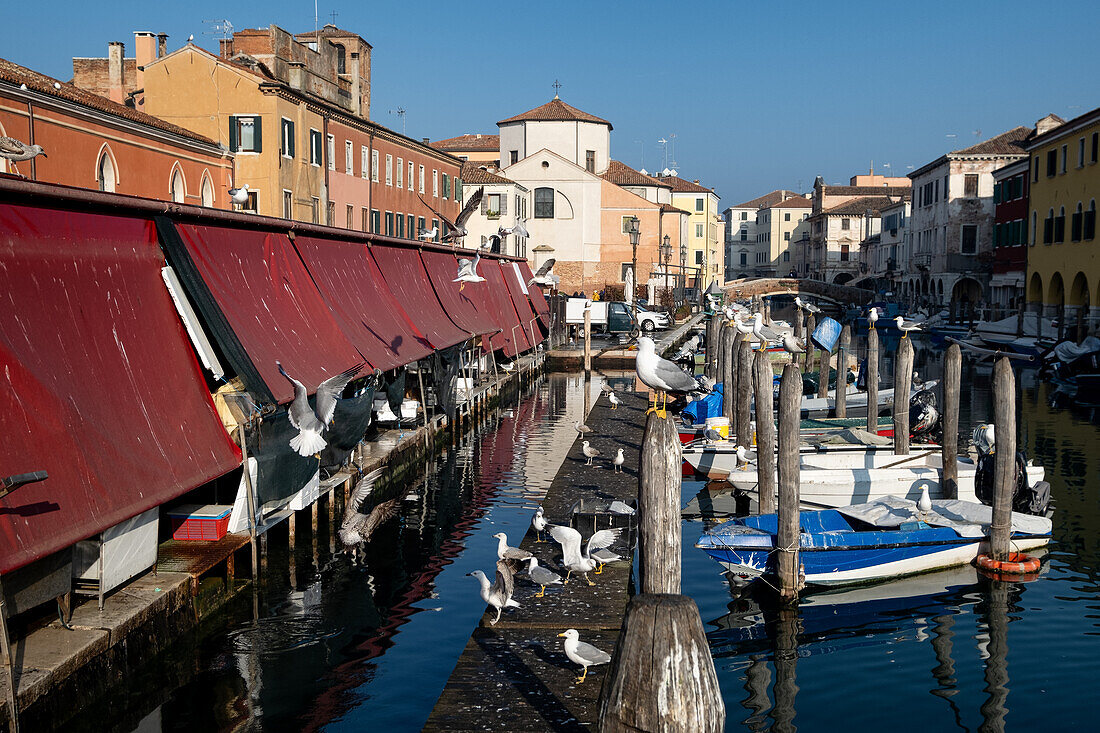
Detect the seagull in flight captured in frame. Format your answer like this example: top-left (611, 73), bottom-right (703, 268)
top-left (751, 313), bottom-right (783, 353)
top-left (498, 218), bottom-right (529, 238)
top-left (895, 316), bottom-right (923, 339)
top-left (418, 186), bottom-right (484, 246)
top-left (549, 525), bottom-right (622, 585)
top-left (454, 250), bottom-right (485, 290)
top-left (417, 225), bottom-right (437, 241)
top-left (527, 258), bottom-right (558, 287)
top-left (338, 467), bottom-right (401, 551)
top-left (277, 360), bottom-right (364, 457)
top-left (795, 296), bottom-right (822, 314)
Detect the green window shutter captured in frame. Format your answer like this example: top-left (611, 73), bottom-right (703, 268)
top-left (229, 116), bottom-right (238, 152)
top-left (253, 118), bottom-right (262, 153)
top-left (289, 122), bottom-right (295, 158)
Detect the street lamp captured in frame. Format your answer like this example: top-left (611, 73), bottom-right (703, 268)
top-left (679, 240), bottom-right (688, 306)
top-left (628, 215), bottom-right (640, 316)
top-left (660, 234), bottom-right (671, 313)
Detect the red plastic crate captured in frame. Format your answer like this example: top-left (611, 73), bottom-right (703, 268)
top-left (167, 504), bottom-right (232, 541)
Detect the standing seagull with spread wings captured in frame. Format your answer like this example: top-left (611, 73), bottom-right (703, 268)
top-left (418, 186), bottom-right (484, 246)
top-left (339, 467), bottom-right (402, 551)
top-left (277, 361), bottom-right (364, 457)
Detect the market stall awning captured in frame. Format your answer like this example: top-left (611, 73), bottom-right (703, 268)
top-left (369, 244), bottom-right (472, 349)
top-left (517, 261), bottom-right (552, 328)
top-left (499, 261), bottom-right (544, 347)
top-left (0, 204), bottom-right (242, 574)
top-left (293, 236), bottom-right (433, 371)
top-left (166, 222), bottom-right (362, 404)
top-left (479, 258), bottom-right (532, 357)
top-left (419, 249), bottom-right (500, 339)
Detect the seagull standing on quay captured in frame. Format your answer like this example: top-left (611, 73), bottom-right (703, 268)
top-left (635, 336), bottom-right (704, 416)
top-left (574, 420), bottom-right (593, 437)
top-left (607, 391), bottom-right (621, 410)
top-left (558, 629), bottom-right (612, 683)
top-left (468, 559), bottom-right (523, 625)
top-left (531, 506), bottom-right (548, 542)
top-left (493, 532), bottom-right (534, 562)
top-left (895, 316), bottom-right (923, 339)
top-left (581, 440), bottom-right (601, 466)
top-left (550, 525), bottom-right (622, 585)
top-left (752, 313), bottom-right (783, 353)
top-left (418, 186), bottom-right (484, 246)
top-left (277, 360), bottom-right (364, 457)
top-left (612, 448), bottom-right (625, 473)
top-left (526, 558), bottom-right (563, 598)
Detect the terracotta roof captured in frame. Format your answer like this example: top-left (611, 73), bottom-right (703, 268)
top-left (460, 162), bottom-right (513, 185)
top-left (601, 159), bottom-right (669, 188)
top-left (654, 174), bottom-right (715, 194)
top-left (764, 195), bottom-right (812, 209)
top-left (950, 126), bottom-right (1035, 156)
top-left (498, 97), bottom-right (612, 129)
top-left (431, 133), bottom-right (500, 152)
top-left (0, 56), bottom-right (221, 148)
top-left (659, 203), bottom-right (690, 215)
top-left (821, 195), bottom-right (907, 216)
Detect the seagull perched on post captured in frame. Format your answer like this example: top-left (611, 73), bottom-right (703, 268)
top-left (453, 250), bottom-right (485, 291)
top-left (468, 559), bottom-right (524, 625)
top-left (277, 360), bottom-right (364, 457)
top-left (527, 258), bottom-right (558, 287)
top-left (0, 137), bottom-right (46, 176)
top-left (795, 296), bottom-right (822, 314)
top-left (338, 467), bottom-right (401, 551)
top-left (734, 313), bottom-right (755, 339)
top-left (228, 184), bottom-right (249, 206)
top-left (752, 313), bottom-right (783, 353)
top-left (895, 315), bottom-right (923, 339)
top-left (581, 440), bottom-right (601, 466)
top-left (418, 186), bottom-right (484, 246)
top-left (558, 629), bottom-right (611, 684)
top-left (635, 336), bottom-right (706, 417)
top-left (782, 334), bottom-right (806, 355)
top-left (868, 306), bottom-right (879, 330)
top-left (550, 525), bottom-right (622, 585)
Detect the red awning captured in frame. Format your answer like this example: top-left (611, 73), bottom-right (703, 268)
top-left (174, 223), bottom-right (362, 404)
top-left (419, 250), bottom-right (500, 339)
top-left (499, 260), bottom-right (544, 347)
top-left (293, 237), bottom-right (433, 371)
top-left (369, 244), bottom-right (471, 350)
top-left (517, 261), bottom-right (551, 327)
top-left (479, 258), bottom-right (532, 357)
top-left (0, 204), bottom-right (242, 574)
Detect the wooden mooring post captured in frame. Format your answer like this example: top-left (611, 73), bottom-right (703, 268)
top-left (894, 335), bottom-right (914, 455)
top-left (736, 338), bottom-right (753, 445)
top-left (583, 306), bottom-right (592, 375)
top-left (722, 325), bottom-right (735, 428)
top-left (990, 357), bottom-right (1016, 560)
top-left (638, 412), bottom-right (681, 594)
top-left (777, 363), bottom-right (803, 603)
top-left (803, 314), bottom-right (816, 372)
top-left (866, 326), bottom-right (880, 434)
top-left (772, 606), bottom-right (800, 731)
top-left (941, 343), bottom-right (961, 499)
top-left (835, 325), bottom-right (850, 418)
top-left (707, 315), bottom-right (719, 381)
top-left (816, 337), bottom-right (829, 401)
top-left (753, 350), bottom-right (777, 515)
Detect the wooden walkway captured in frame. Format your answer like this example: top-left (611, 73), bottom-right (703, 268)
top-left (424, 389), bottom-right (648, 731)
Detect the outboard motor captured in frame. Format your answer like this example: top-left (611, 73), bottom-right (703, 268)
top-left (971, 424), bottom-right (1051, 516)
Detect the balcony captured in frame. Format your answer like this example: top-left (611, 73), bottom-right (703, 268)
top-left (913, 253), bottom-right (932, 270)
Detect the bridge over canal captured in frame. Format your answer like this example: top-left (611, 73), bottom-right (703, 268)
top-left (722, 277), bottom-right (874, 306)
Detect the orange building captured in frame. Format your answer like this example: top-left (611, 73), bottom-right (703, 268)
top-left (0, 57), bottom-right (232, 206)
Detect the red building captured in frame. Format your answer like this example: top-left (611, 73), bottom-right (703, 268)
top-left (0, 56), bottom-right (232, 207)
top-left (992, 157), bottom-right (1030, 311)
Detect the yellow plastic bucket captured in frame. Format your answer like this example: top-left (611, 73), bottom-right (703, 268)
top-left (704, 416), bottom-right (730, 439)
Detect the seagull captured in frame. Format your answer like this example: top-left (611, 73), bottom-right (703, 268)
top-left (635, 336), bottom-right (704, 416)
top-left (917, 482), bottom-right (933, 515)
top-left (338, 467), bottom-right (401, 549)
top-left (18, 84), bottom-right (27, 90)
top-left (467, 559), bottom-right (523, 625)
top-left (187, 33), bottom-right (194, 42)
top-left (696, 375), bottom-right (716, 392)
top-left (228, 184), bottom-right (249, 206)
top-left (418, 185), bottom-right (484, 246)
top-left (591, 547), bottom-right (622, 572)
top-left (795, 296), bottom-right (822, 314)
top-left (550, 525), bottom-right (622, 585)
top-left (277, 360), bottom-right (364, 457)
top-left (527, 258), bottom-right (558, 287)
top-left (531, 506), bottom-right (548, 542)
top-left (53, 82), bottom-right (61, 90)
top-left (607, 391), bottom-right (621, 410)
top-left (895, 316), bottom-right (923, 339)
top-left (612, 448), bottom-right (624, 473)
top-left (782, 334), bottom-right (806, 355)
top-left (0, 137), bottom-right (47, 175)
top-left (417, 225), bottom-right (437, 241)
top-left (574, 420), bottom-right (593, 437)
top-left (493, 532), bottom-right (534, 562)
top-left (600, 380), bottom-right (616, 395)
top-left (736, 445), bottom-right (757, 471)
top-left (500, 361), bottom-right (515, 372)
top-left (454, 250), bottom-right (485, 291)
top-left (703, 426), bottom-right (725, 442)
top-left (868, 306), bottom-right (879, 330)
top-left (558, 629), bottom-right (611, 683)
top-left (581, 440), bottom-right (601, 466)
top-left (752, 313), bottom-right (783, 353)
top-left (733, 312), bottom-right (755, 338)
top-left (498, 218), bottom-right (529, 238)
top-left (526, 557), bottom-right (563, 598)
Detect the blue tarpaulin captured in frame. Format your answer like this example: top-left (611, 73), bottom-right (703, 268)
top-left (684, 384), bottom-right (724, 425)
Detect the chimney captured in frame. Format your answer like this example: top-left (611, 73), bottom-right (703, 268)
top-left (423, 137), bottom-right (430, 144)
top-left (220, 37), bottom-right (234, 58)
top-left (157, 33), bottom-right (168, 57)
top-left (134, 32), bottom-right (156, 93)
top-left (107, 41), bottom-right (125, 104)
top-left (1035, 114), bottom-right (1064, 136)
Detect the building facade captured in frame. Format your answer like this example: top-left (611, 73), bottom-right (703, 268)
top-left (723, 189), bottom-right (804, 280)
top-left (459, 162), bottom-right (529, 257)
top-left (0, 57), bottom-right (232, 206)
top-left (655, 174), bottom-right (722, 296)
top-left (807, 176), bottom-right (910, 283)
top-left (757, 196), bottom-right (812, 277)
top-left (431, 134), bottom-right (500, 164)
top-left (991, 158), bottom-right (1030, 314)
top-left (864, 199), bottom-right (911, 295)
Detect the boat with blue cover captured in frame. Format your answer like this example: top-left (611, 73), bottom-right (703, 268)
top-left (695, 495), bottom-right (1051, 586)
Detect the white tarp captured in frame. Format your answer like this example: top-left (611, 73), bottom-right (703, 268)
top-left (1052, 336), bottom-right (1100, 363)
top-left (837, 496), bottom-right (1052, 538)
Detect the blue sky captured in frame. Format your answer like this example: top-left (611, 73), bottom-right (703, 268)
top-left (6, 0), bottom-right (1097, 205)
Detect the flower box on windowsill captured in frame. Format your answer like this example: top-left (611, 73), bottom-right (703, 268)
top-left (486, 211), bottom-right (501, 220)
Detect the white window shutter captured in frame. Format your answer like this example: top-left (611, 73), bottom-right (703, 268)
top-left (500, 193), bottom-right (507, 216)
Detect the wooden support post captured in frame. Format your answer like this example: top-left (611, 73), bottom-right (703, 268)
top-left (867, 327), bottom-right (880, 433)
top-left (1058, 302), bottom-right (1066, 342)
top-left (835, 325), bottom-right (850, 419)
top-left (753, 351), bottom-right (777, 515)
top-left (706, 315), bottom-right (719, 381)
top-left (722, 326), bottom-right (735, 427)
top-left (764, 298), bottom-right (772, 326)
top-left (1016, 301), bottom-right (1025, 337)
top-left (816, 339), bottom-right (829, 401)
top-left (794, 309), bottom-right (803, 340)
top-left (803, 314), bottom-right (816, 372)
top-left (772, 606), bottom-right (800, 731)
top-left (990, 357), bottom-right (1016, 561)
top-left (736, 339), bottom-right (753, 446)
top-left (980, 579), bottom-right (1010, 732)
top-left (777, 363), bottom-right (802, 603)
top-left (893, 335), bottom-right (914, 455)
top-left (288, 510), bottom-right (297, 587)
top-left (327, 486), bottom-right (337, 554)
top-left (638, 413), bottom-right (682, 594)
top-left (238, 424), bottom-right (259, 582)
top-left (942, 343), bottom-right (961, 499)
top-left (583, 306), bottom-right (592, 375)
top-left (598, 594), bottom-right (725, 732)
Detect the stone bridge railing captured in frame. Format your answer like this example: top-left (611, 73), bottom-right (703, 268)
top-left (722, 278), bottom-right (873, 306)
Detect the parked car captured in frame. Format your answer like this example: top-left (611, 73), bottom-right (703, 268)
top-left (564, 298), bottom-right (669, 334)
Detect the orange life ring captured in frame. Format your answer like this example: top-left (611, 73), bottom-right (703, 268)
top-left (975, 552), bottom-right (1040, 575)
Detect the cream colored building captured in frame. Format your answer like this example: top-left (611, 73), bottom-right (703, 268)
top-left (656, 174), bottom-right (722, 295)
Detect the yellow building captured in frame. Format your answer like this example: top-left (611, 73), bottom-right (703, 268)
top-left (1025, 107), bottom-right (1100, 332)
top-left (656, 174), bottom-right (722, 294)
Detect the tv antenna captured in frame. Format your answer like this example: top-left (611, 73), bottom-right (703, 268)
top-left (658, 137), bottom-right (668, 169)
top-left (390, 107), bottom-right (406, 135)
top-left (203, 19), bottom-right (235, 42)
top-left (668, 133), bottom-right (678, 168)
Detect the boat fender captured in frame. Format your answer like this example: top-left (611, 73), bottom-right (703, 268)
top-left (975, 552), bottom-right (1040, 575)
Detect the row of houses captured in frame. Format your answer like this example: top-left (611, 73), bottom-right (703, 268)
top-left (723, 108), bottom-right (1100, 331)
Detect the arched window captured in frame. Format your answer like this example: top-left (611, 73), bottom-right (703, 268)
top-left (334, 43), bottom-right (346, 75)
top-left (200, 174), bottom-right (214, 207)
top-left (97, 148), bottom-right (116, 192)
top-left (534, 187), bottom-right (555, 219)
top-left (170, 168), bottom-right (185, 203)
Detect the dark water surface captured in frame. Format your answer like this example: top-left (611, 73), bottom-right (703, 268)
top-left (93, 343), bottom-right (1100, 732)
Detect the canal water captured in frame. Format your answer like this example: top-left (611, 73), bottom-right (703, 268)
top-left (87, 344), bottom-right (1099, 732)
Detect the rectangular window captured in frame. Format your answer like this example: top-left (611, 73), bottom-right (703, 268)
top-left (740, 231), bottom-right (747, 241)
top-left (370, 209), bottom-right (380, 233)
top-left (510, 150), bottom-right (519, 165)
top-left (419, 166), bottom-right (426, 194)
top-left (695, 223), bottom-right (704, 237)
top-left (840, 244), bottom-right (849, 261)
top-left (282, 190), bottom-right (293, 219)
top-left (1079, 137), bottom-right (1086, 168)
top-left (327, 135), bottom-right (336, 170)
top-left (1044, 213), bottom-right (1054, 244)
top-left (396, 212), bottom-right (405, 239)
top-left (280, 118), bottom-right (295, 158)
top-left (396, 158), bottom-right (403, 188)
top-left (1085, 206), bottom-right (1096, 240)
top-left (442, 173), bottom-right (450, 198)
top-left (371, 150), bottom-right (379, 182)
top-left (784, 212), bottom-right (791, 221)
top-left (345, 141), bottom-right (353, 175)
top-left (740, 211), bottom-right (747, 221)
top-left (841, 218), bottom-right (850, 230)
top-left (1061, 144), bottom-right (1068, 174)
top-left (384, 211), bottom-right (394, 237)
top-left (417, 216), bottom-right (426, 235)
top-left (309, 129), bottom-right (322, 166)
top-left (961, 224), bottom-right (977, 254)
top-left (432, 169), bottom-right (438, 197)
top-left (361, 146), bottom-right (368, 178)
top-left (326, 201), bottom-right (334, 226)
top-left (1047, 149), bottom-right (1057, 177)
top-left (385, 154), bottom-right (393, 186)
top-left (488, 193), bottom-right (502, 215)
top-left (585, 150), bottom-right (595, 173)
top-left (964, 174), bottom-right (978, 198)
top-left (309, 197), bottom-right (319, 224)
top-left (456, 178), bottom-right (463, 201)
top-left (695, 198), bottom-right (704, 212)
top-left (229, 115), bottom-right (261, 153)
top-left (1072, 208), bottom-right (1083, 242)
top-left (1033, 155), bottom-right (1040, 182)
top-left (407, 215), bottom-right (414, 237)
top-left (784, 231), bottom-right (790, 241)
top-left (1055, 210), bottom-right (1066, 242)
top-left (1092, 132), bottom-right (1099, 164)
top-left (695, 250), bottom-right (704, 264)
top-left (346, 204), bottom-right (353, 229)
top-left (534, 188), bottom-right (554, 218)
top-left (361, 207), bottom-right (369, 231)
top-left (408, 162), bottom-right (414, 191)
top-left (739, 252), bottom-right (747, 266)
